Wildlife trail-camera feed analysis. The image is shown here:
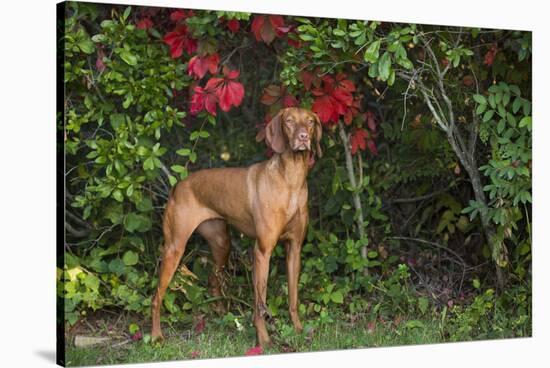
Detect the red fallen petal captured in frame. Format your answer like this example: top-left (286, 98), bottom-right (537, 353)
top-left (245, 346), bottom-right (263, 356)
top-left (190, 351), bottom-right (200, 359)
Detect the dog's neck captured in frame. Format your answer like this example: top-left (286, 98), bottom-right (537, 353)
top-left (269, 150), bottom-right (310, 189)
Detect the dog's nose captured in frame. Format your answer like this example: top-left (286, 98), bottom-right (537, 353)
top-left (299, 132), bottom-right (309, 141)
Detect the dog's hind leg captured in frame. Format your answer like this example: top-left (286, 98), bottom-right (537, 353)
top-left (197, 219), bottom-right (232, 314)
top-left (151, 197), bottom-right (208, 341)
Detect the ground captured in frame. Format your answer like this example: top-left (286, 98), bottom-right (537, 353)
top-left (64, 311), bottom-right (445, 366)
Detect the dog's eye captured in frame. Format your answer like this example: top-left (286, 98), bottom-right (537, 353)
top-left (307, 120), bottom-right (314, 126)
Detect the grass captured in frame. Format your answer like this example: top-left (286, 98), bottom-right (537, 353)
top-left (64, 315), bottom-right (445, 366)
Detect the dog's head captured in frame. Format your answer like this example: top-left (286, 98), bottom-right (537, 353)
top-left (259, 107), bottom-right (323, 157)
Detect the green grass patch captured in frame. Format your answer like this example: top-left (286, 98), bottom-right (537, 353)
top-left (65, 316), bottom-right (444, 366)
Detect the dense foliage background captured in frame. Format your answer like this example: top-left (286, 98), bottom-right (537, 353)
top-left (61, 2), bottom-right (531, 346)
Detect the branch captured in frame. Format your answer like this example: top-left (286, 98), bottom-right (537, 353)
top-left (387, 236), bottom-right (466, 267)
top-left (65, 221), bottom-right (90, 238)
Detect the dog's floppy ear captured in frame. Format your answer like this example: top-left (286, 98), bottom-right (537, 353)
top-left (312, 112), bottom-right (323, 158)
top-left (265, 109), bottom-right (287, 154)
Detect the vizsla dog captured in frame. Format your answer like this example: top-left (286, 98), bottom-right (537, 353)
top-left (151, 107), bottom-right (322, 347)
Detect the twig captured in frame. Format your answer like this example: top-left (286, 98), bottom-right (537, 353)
top-left (387, 236), bottom-right (467, 267)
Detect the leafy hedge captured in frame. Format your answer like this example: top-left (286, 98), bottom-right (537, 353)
top-left (61, 3), bottom-right (531, 340)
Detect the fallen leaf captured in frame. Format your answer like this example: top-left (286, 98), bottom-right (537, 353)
top-left (245, 346), bottom-right (263, 356)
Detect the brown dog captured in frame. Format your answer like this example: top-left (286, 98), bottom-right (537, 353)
top-left (151, 107), bottom-right (322, 347)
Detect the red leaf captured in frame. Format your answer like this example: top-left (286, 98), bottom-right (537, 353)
top-left (350, 128), bottom-right (369, 155)
top-left (312, 95), bottom-right (334, 124)
top-left (245, 346), bottom-right (263, 356)
top-left (365, 110), bottom-right (377, 132)
top-left (227, 19), bottom-right (240, 33)
top-left (131, 331), bottom-right (142, 341)
top-left (216, 80), bottom-right (245, 111)
top-left (251, 16), bottom-right (265, 42)
top-left (251, 15), bottom-right (285, 44)
top-left (163, 25), bottom-right (197, 58)
top-left (367, 139), bottom-right (378, 155)
top-left (301, 70), bottom-right (314, 91)
top-left (283, 94), bottom-right (298, 107)
top-left (332, 87), bottom-right (353, 107)
top-left (223, 66), bottom-right (240, 79)
top-left (170, 9), bottom-right (193, 23)
top-left (188, 54), bottom-right (219, 79)
top-left (136, 18), bottom-right (153, 30)
top-left (190, 350), bottom-right (200, 359)
top-left (190, 86), bottom-right (218, 116)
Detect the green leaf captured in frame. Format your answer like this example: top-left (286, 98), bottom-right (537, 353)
top-left (512, 97), bottom-right (522, 114)
top-left (473, 94), bottom-right (487, 105)
top-left (473, 278), bottom-right (481, 289)
top-left (475, 103), bottom-right (486, 115)
top-left (77, 39), bottom-right (95, 54)
top-left (112, 189), bottom-right (124, 202)
top-left (364, 40), bottom-right (381, 63)
top-left (176, 148), bottom-right (191, 156)
top-left (482, 110), bottom-right (494, 122)
top-left (122, 6), bottom-right (131, 21)
top-left (330, 290), bottom-right (344, 304)
top-left (378, 51), bottom-right (391, 81)
top-left (518, 116), bottom-right (531, 129)
top-left (123, 250), bottom-right (139, 266)
top-left (120, 50), bottom-right (137, 66)
top-left (367, 251), bottom-right (378, 259)
top-left (171, 164), bottom-right (186, 173)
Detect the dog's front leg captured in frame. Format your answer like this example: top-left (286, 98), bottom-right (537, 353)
top-left (252, 238), bottom-right (276, 347)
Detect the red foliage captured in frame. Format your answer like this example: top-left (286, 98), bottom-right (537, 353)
top-left (260, 85), bottom-right (298, 108)
top-left (136, 18), bottom-right (153, 30)
top-left (190, 351), bottom-right (200, 359)
top-left (484, 43), bottom-right (498, 66)
top-left (163, 24), bottom-right (197, 58)
top-left (245, 346), bottom-right (263, 356)
top-left (190, 86), bottom-right (217, 115)
top-left (350, 128), bottom-right (369, 155)
top-left (190, 67), bottom-right (245, 115)
top-left (170, 9), bottom-right (194, 23)
top-left (226, 19), bottom-right (240, 33)
top-left (311, 73), bottom-right (356, 125)
top-left (130, 331), bottom-right (142, 341)
top-left (251, 15), bottom-right (285, 44)
top-left (188, 54), bottom-right (220, 79)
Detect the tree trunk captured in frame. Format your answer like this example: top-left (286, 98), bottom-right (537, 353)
top-left (338, 121), bottom-right (368, 275)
